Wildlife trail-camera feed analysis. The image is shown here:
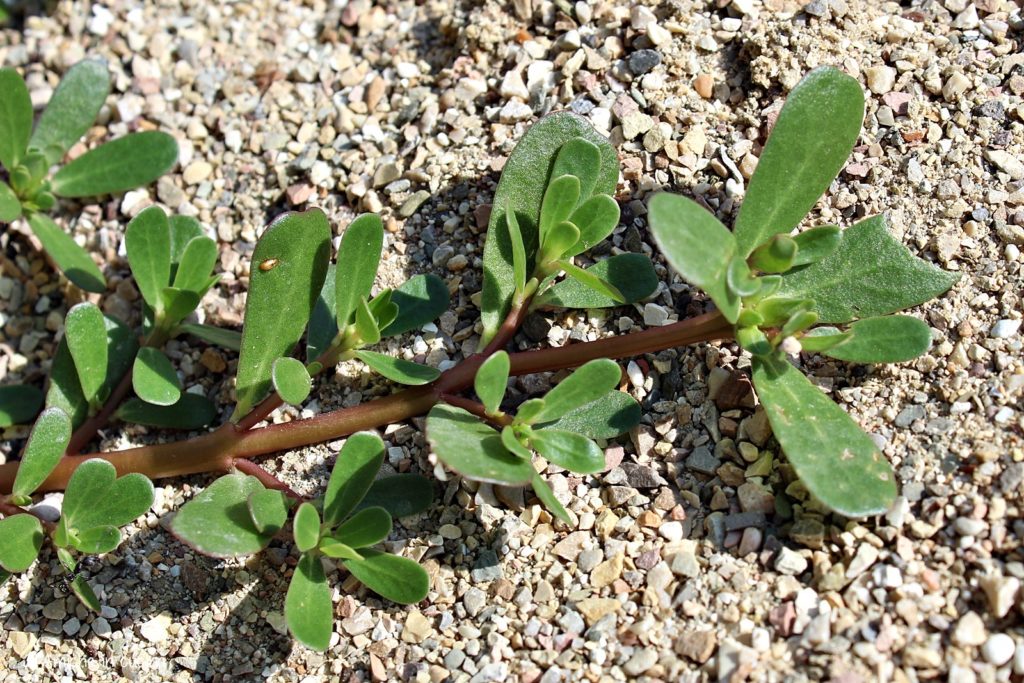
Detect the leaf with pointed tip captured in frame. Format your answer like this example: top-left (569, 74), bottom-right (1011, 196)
top-left (72, 525), bottom-right (121, 554)
top-left (335, 506), bottom-right (392, 548)
top-left (51, 131), bottom-right (178, 197)
top-left (0, 515), bottom-right (43, 573)
top-left (751, 353), bottom-right (897, 517)
top-left (319, 539), bottom-right (363, 561)
top-left (353, 297), bottom-right (380, 346)
top-left (382, 274), bottom-right (450, 337)
top-left (355, 350), bottom-right (439, 386)
top-left (791, 225), bottom-right (841, 267)
top-left (540, 175), bottom-right (581, 241)
top-left (777, 215), bottom-right (960, 323)
top-left (342, 549), bottom-right (429, 604)
top-left (335, 213), bottom-right (383, 328)
top-left (293, 502), bottom-right (321, 553)
top-left (176, 323), bottom-right (241, 352)
top-left (535, 390), bottom-right (640, 439)
top-left (132, 347), bottom-right (181, 407)
top-left (248, 489), bottom-right (289, 536)
top-left (820, 315), bottom-right (931, 363)
top-left (307, 264), bottom-right (337, 362)
top-left (501, 426), bottom-right (533, 460)
top-left (323, 432), bottom-right (385, 527)
top-left (65, 303), bottom-right (109, 408)
top-left (475, 351), bottom-right (509, 415)
top-left (29, 60), bottom-right (109, 163)
top-left (173, 236), bottom-right (218, 293)
top-left (233, 209), bottom-right (331, 420)
top-left (535, 253), bottom-right (657, 310)
top-left (558, 259), bottom-right (624, 303)
top-left (506, 204), bottom-right (528, 297)
top-left (734, 67), bottom-right (865, 256)
top-left (0, 384), bottom-right (43, 427)
top-left (566, 194), bottom-right (619, 256)
top-left (0, 67), bottom-right (32, 168)
top-left (27, 213), bottom-right (106, 293)
top-left (426, 405), bottom-right (535, 485)
top-left (481, 115), bottom-right (618, 345)
top-left (532, 359), bottom-right (621, 424)
top-left (648, 192), bottom-right (740, 322)
top-left (115, 393), bottom-right (216, 429)
top-left (530, 428), bottom-right (604, 474)
top-left (0, 181), bottom-right (20, 222)
top-left (531, 474), bottom-right (571, 524)
top-left (354, 475), bottom-right (433, 518)
top-left (12, 408), bottom-right (71, 498)
top-left (62, 459), bottom-right (154, 532)
top-left (286, 553), bottom-right (332, 651)
top-left (170, 474), bottom-right (274, 557)
top-left (272, 357), bottom-right (312, 405)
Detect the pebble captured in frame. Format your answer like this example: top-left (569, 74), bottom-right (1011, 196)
top-left (985, 151), bottom-right (1024, 179)
top-left (140, 612), bottom-right (172, 643)
top-left (774, 547), bottom-right (808, 575)
top-left (401, 611), bottom-right (432, 644)
top-left (694, 73), bottom-right (714, 99)
top-left (623, 648), bottom-right (658, 676)
top-left (628, 50), bottom-right (661, 76)
top-left (845, 544), bottom-right (879, 579)
top-left (981, 634), bottom-right (1015, 666)
top-left (575, 597), bottom-right (620, 625)
top-left (9, 631), bottom-right (35, 658)
top-left (499, 101), bottom-right (533, 123)
top-left (590, 553), bottom-right (623, 588)
top-left (659, 521), bottom-right (684, 542)
top-left (643, 302), bottom-right (669, 326)
top-left (182, 161), bottom-right (212, 185)
top-left (952, 612), bottom-right (987, 647)
top-left (865, 65), bottom-right (896, 94)
top-left (980, 574), bottom-right (1019, 618)
top-left (500, 70), bottom-right (528, 101)
top-left (989, 319), bottom-right (1021, 338)
top-left (676, 630), bottom-right (717, 663)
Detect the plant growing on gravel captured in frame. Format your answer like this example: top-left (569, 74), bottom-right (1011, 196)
top-left (0, 66), bottom-right (958, 650)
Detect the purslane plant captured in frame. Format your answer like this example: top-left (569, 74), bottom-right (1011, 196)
top-left (0, 67), bottom-right (958, 650)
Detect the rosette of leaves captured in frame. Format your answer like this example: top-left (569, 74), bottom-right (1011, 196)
top-left (427, 353), bottom-right (640, 523)
top-left (171, 433), bottom-right (432, 650)
top-left (648, 67), bottom-right (959, 517)
top-left (480, 113), bottom-right (658, 344)
top-left (0, 61), bottom-right (178, 292)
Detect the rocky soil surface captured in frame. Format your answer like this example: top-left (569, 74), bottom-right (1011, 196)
top-left (1, 0), bottom-right (1023, 681)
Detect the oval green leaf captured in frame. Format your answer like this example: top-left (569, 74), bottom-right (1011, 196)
top-left (170, 474), bottom-right (274, 557)
top-left (0, 514), bottom-right (43, 573)
top-left (0, 180), bottom-right (21, 222)
top-left (272, 357), bottom-right (312, 405)
top-left (354, 475), bottom-right (433, 519)
top-left (475, 351), bottom-right (510, 415)
top-left (319, 539), bottom-right (363, 561)
top-left (535, 390), bottom-right (641, 439)
top-left (69, 574), bottom-right (101, 613)
top-left (29, 60), bottom-right (109, 163)
top-left (286, 553), bottom-right (332, 651)
top-left (12, 407), bottom-right (72, 498)
top-left (27, 213), bottom-right (106, 293)
top-left (791, 225), bottom-right (841, 267)
top-left (72, 525), bottom-right (121, 554)
top-left (558, 259), bottom-right (624, 303)
top-left (132, 347), bottom-right (181, 406)
top-left (540, 175), bottom-right (581, 242)
top-left (176, 323), bottom-right (241, 352)
top-left (530, 428), bottom-right (605, 474)
top-left (0, 384), bottom-right (43, 427)
top-left (125, 208), bottom-right (172, 312)
top-left (64, 303), bottom-right (109, 408)
top-left (173, 235), bottom-right (218, 293)
top-left (426, 404), bottom-right (535, 485)
top-left (248, 488), bottom-right (289, 536)
top-left (821, 315), bottom-right (932, 363)
top-left (342, 549), bottom-right (429, 605)
top-left (535, 253), bottom-right (657, 310)
top-left (51, 131), bottom-right (179, 197)
top-left (323, 432), bottom-right (385, 527)
top-left (500, 425), bottom-right (534, 460)
top-left (115, 393), bottom-right (217, 429)
top-left (334, 506), bottom-right (392, 549)
top-left (293, 502), bottom-right (321, 553)
top-left (382, 274), bottom-right (451, 337)
top-left (335, 213), bottom-right (383, 328)
top-left (0, 67), bottom-right (32, 168)
top-left (62, 458), bottom-right (154, 531)
top-left (566, 194), bottom-right (620, 256)
top-left (551, 137), bottom-right (602, 201)
top-left (532, 358), bottom-right (622, 424)
top-left (354, 350), bottom-right (440, 386)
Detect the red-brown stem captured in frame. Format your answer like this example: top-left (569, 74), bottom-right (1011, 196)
top-left (232, 458), bottom-right (304, 501)
top-left (440, 394), bottom-right (513, 428)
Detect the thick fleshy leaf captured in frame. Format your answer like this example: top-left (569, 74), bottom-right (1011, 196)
top-left (169, 216), bottom-right (205, 266)
top-left (170, 474), bottom-right (273, 557)
top-left (27, 213), bottom-right (106, 292)
top-left (272, 357), bottom-right (312, 405)
top-left (29, 60), bottom-right (109, 163)
top-left (749, 235), bottom-right (797, 274)
top-left (12, 408), bottom-right (72, 498)
top-left (648, 192), bottom-right (740, 322)
top-left (751, 354), bottom-right (897, 516)
top-left (535, 390), bottom-right (640, 439)
top-left (293, 502), bottom-right (321, 553)
top-left (0, 180), bottom-right (21, 222)
top-left (531, 359), bottom-right (621, 424)
top-left (70, 574), bottom-right (101, 612)
top-left (426, 405), bottom-right (535, 485)
top-left (353, 297), bottom-right (380, 346)
top-left (248, 489), bottom-right (289, 535)
top-left (173, 236), bottom-right (218, 293)
top-left (51, 131), bottom-right (178, 197)
top-left (799, 326), bottom-right (851, 353)
top-left (115, 393), bottom-right (216, 429)
top-left (232, 209), bottom-right (331, 420)
top-left (65, 303), bottom-right (109, 407)
top-left (558, 260), bottom-right (624, 303)
top-left (323, 432), bottom-right (385, 527)
top-left (540, 221), bottom-right (580, 263)
top-left (176, 323), bottom-right (241, 351)
top-left (726, 257), bottom-right (760, 297)
top-left (368, 291), bottom-right (398, 332)
top-left (72, 525), bottom-right (120, 554)
top-left (0, 384), bottom-right (43, 427)
top-left (734, 67), bottom-right (865, 256)
top-left (132, 347), bottom-right (181, 406)
top-left (566, 194), bottom-right (620, 256)
top-left (475, 351), bottom-right (509, 415)
top-left (62, 459), bottom-right (154, 531)
top-left (506, 204), bottom-right (528, 297)
top-left (531, 474), bottom-right (571, 524)
top-left (481, 114), bottom-right (618, 345)
top-left (382, 274), bottom-right (450, 337)
top-left (335, 213), bottom-right (383, 328)
top-left (286, 554), bottom-right (332, 651)
top-left (342, 549), bottom-right (429, 604)
top-left (530, 429), bottom-right (604, 474)
top-left (791, 225), bottom-right (841, 267)
top-left (355, 475), bottom-right (433, 518)
top-left (820, 315), bottom-right (932, 363)
top-left (0, 67), bottom-right (32, 168)
top-left (501, 426), bottom-right (533, 460)
top-left (539, 175), bottom-right (581, 241)
top-left (0, 515), bottom-right (43, 572)
top-left (307, 264), bottom-right (337, 361)
top-left (355, 350), bottom-right (439, 385)
top-left (319, 539), bottom-right (363, 561)
top-left (125, 206), bottom-right (172, 309)
top-left (535, 253), bottom-right (657, 310)
top-left (335, 506), bottom-right (391, 548)
top-left (777, 215), bottom-right (960, 323)
top-left (159, 287), bottom-right (201, 327)
top-left (551, 137), bottom-right (602, 202)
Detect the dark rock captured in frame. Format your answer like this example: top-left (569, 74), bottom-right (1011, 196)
top-left (621, 462), bottom-right (667, 489)
top-left (973, 100), bottom-right (1005, 120)
top-left (628, 49), bottom-right (662, 76)
top-left (724, 512), bottom-right (766, 531)
top-left (522, 314), bottom-right (551, 342)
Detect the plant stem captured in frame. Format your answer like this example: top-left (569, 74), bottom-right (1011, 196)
top-left (440, 394), bottom-right (513, 428)
top-left (233, 458), bottom-right (304, 501)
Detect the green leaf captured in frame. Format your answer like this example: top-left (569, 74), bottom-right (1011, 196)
top-left (749, 235), bottom-right (798, 274)
top-left (132, 348), bottom-right (181, 406)
top-left (382, 274), bottom-right (450, 337)
top-left (558, 260), bottom-right (625, 303)
top-left (176, 323), bottom-right (241, 352)
top-left (307, 265), bottom-right (338, 361)
top-left (736, 326), bottom-right (771, 356)
top-left (293, 502), bottom-right (321, 553)
top-left (756, 297), bottom-right (814, 327)
top-left (780, 310), bottom-right (818, 339)
top-left (540, 221), bottom-right (580, 263)
top-left (0, 515), bottom-right (43, 573)
top-left (272, 357), bottom-right (312, 405)
top-left (319, 539), bottom-right (363, 561)
top-left (27, 213), bottom-right (106, 293)
top-left (367, 290), bottom-right (398, 332)
top-left (323, 432), bottom-right (385, 527)
top-left (353, 297), bottom-right (381, 346)
top-left (530, 428), bottom-right (604, 474)
top-left (506, 204), bottom-right (528, 297)
top-left (354, 350), bottom-right (439, 386)
top-left (12, 407), bottom-right (71, 498)
top-left (334, 506), bottom-right (391, 548)
top-left (169, 216), bottom-right (205, 266)
top-left (286, 553), bottom-right (332, 651)
top-left (51, 131), bottom-right (179, 197)
top-left (233, 209), bottom-right (331, 420)
top-left (516, 398), bottom-right (545, 424)
top-left (0, 67), bottom-right (32, 169)
top-left (820, 315), bottom-right (932, 363)
top-left (648, 193), bottom-right (740, 322)
top-left (535, 253), bottom-right (657, 309)
top-left (0, 569), bottom-right (11, 587)
top-left (531, 474), bottom-right (571, 524)
top-left (62, 459), bottom-right (154, 532)
top-left (726, 257), bottom-right (760, 297)
top-left (540, 175), bottom-right (581, 240)
top-left (501, 426), bottom-right (533, 460)
top-left (173, 236), bottom-right (218, 293)
top-left (551, 137), bottom-right (602, 202)
top-left (170, 474), bottom-right (274, 557)
top-left (481, 114), bottom-right (618, 345)
top-left (791, 225), bottom-right (841, 267)
top-left (799, 326), bottom-right (851, 353)
top-left (566, 194), bottom-right (620, 256)
top-left (342, 549), bottom-right (429, 604)
top-left (532, 358), bottom-right (621, 423)
top-left (248, 488), bottom-right (289, 535)
top-left (72, 525), bottom-right (120, 554)
top-left (475, 351), bottom-right (510, 415)
top-left (0, 384), bottom-right (43, 427)
top-left (28, 60), bottom-right (109, 163)
top-left (159, 287), bottom-right (201, 327)
top-left (70, 574), bottom-right (101, 613)
top-left (751, 354), bottom-right (897, 517)
top-left (0, 180), bottom-right (21, 222)
top-left (65, 303), bottom-right (109, 408)
top-left (335, 213), bottom-right (383, 328)
top-left (426, 405), bottom-right (535, 485)
top-left (124, 207), bottom-right (171, 311)
top-left (733, 67), bottom-right (865, 256)
top-left (535, 390), bottom-right (640, 439)
top-left (115, 393), bottom-right (216, 429)
top-left (354, 475), bottom-right (433, 518)
top-left (776, 215), bottom-right (960, 323)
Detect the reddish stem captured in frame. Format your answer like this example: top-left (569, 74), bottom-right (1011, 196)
top-left (440, 394), bottom-right (513, 428)
top-left (233, 458), bottom-right (304, 501)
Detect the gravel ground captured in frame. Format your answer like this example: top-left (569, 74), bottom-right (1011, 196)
top-left (1, 0), bottom-right (1023, 680)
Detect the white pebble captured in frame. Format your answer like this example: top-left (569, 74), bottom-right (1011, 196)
top-left (990, 319), bottom-right (1021, 338)
top-left (982, 633), bottom-right (1016, 666)
top-left (659, 521), bottom-right (684, 542)
top-left (626, 360), bottom-right (644, 389)
top-left (643, 303), bottom-right (669, 326)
